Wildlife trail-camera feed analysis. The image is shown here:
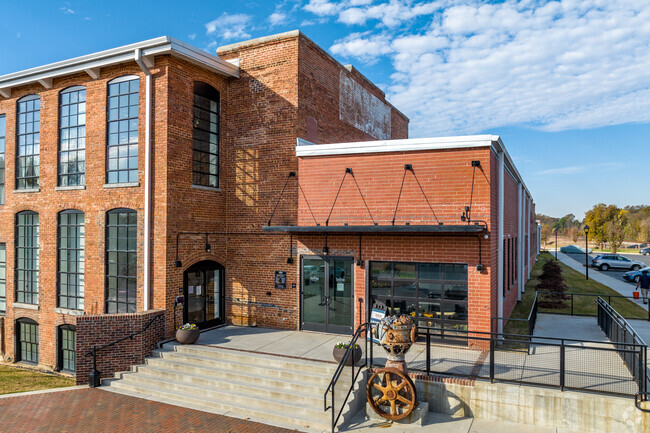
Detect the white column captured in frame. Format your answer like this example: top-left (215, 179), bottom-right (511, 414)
top-left (497, 151), bottom-right (505, 333)
top-left (517, 183), bottom-right (526, 301)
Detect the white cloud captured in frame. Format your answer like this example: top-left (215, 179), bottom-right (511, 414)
top-left (304, 0), bottom-right (340, 16)
top-left (187, 33), bottom-right (196, 41)
top-left (269, 11), bottom-right (288, 26)
top-left (331, 32), bottom-right (393, 63)
top-left (536, 166), bottom-right (586, 175)
top-left (205, 13), bottom-right (252, 40)
top-left (319, 0), bottom-right (650, 136)
top-left (60, 6), bottom-right (75, 14)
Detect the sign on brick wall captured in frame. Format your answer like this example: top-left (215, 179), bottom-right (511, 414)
top-left (339, 71), bottom-right (391, 140)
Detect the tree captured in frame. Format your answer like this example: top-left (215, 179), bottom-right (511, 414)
top-left (567, 226), bottom-right (580, 243)
top-left (584, 203), bottom-right (620, 247)
top-left (604, 210), bottom-right (629, 253)
top-left (540, 224), bottom-right (551, 245)
top-left (536, 259), bottom-right (567, 306)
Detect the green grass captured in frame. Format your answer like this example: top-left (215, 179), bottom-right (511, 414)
top-left (593, 248), bottom-right (642, 254)
top-left (503, 252), bottom-right (648, 335)
top-left (0, 364), bottom-right (75, 395)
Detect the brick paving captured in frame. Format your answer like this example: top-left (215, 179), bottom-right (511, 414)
top-left (0, 388), bottom-right (301, 433)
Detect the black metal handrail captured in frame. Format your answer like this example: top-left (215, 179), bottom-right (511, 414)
top-left (83, 313), bottom-right (164, 387)
top-left (324, 322), bottom-right (370, 433)
top-left (367, 324), bottom-right (648, 398)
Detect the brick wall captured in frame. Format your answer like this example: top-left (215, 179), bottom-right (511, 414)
top-left (296, 146), bottom-right (494, 333)
top-left (75, 309), bottom-right (165, 385)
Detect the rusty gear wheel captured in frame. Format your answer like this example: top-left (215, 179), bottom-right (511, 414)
top-left (366, 367), bottom-right (417, 420)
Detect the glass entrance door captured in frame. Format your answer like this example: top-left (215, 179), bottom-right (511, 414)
top-left (302, 256), bottom-right (353, 334)
top-left (184, 261), bottom-right (224, 329)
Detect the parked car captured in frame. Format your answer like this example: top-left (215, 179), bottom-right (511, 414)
top-left (640, 247), bottom-right (650, 256)
top-left (623, 266), bottom-right (650, 283)
top-left (560, 245), bottom-right (593, 254)
top-left (591, 254), bottom-right (645, 271)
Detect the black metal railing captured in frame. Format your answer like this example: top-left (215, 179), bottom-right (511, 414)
top-left (597, 297), bottom-right (648, 397)
top-left (494, 290), bottom-right (650, 336)
top-left (324, 322), bottom-right (370, 433)
top-left (83, 313), bottom-right (164, 387)
top-left (366, 325), bottom-right (647, 398)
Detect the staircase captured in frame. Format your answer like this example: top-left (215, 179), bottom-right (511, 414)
top-left (103, 341), bottom-right (366, 432)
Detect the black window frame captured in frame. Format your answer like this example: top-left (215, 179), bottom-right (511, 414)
top-left (59, 86), bottom-right (87, 187)
top-left (57, 324), bottom-right (76, 372)
top-left (369, 261), bottom-right (469, 333)
top-left (105, 208), bottom-right (137, 313)
top-left (106, 76), bottom-right (139, 184)
top-left (16, 95), bottom-right (41, 190)
top-left (16, 318), bottom-right (38, 364)
top-left (0, 114), bottom-right (5, 204)
top-left (192, 82), bottom-right (220, 188)
top-left (58, 210), bottom-right (85, 310)
top-left (15, 211), bottom-right (39, 305)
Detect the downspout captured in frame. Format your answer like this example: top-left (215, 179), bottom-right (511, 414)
top-left (135, 48), bottom-right (152, 311)
top-left (497, 150), bottom-right (504, 333)
top-left (517, 182), bottom-right (524, 301)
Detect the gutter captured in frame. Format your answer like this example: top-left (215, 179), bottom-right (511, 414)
top-left (135, 48), bottom-right (153, 311)
top-left (497, 149), bottom-right (505, 333)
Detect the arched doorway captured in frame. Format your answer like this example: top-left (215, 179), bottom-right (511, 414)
top-left (183, 260), bottom-right (225, 329)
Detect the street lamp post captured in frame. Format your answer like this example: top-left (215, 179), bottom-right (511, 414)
top-left (554, 228), bottom-right (558, 260)
top-left (584, 225), bottom-right (590, 280)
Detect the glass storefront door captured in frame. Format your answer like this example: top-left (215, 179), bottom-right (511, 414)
top-left (184, 261), bottom-right (224, 329)
top-left (302, 256), bottom-right (354, 334)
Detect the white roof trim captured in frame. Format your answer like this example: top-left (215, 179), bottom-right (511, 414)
top-left (0, 36), bottom-right (239, 93)
top-left (295, 135), bottom-right (497, 157)
top-left (296, 134), bottom-right (532, 199)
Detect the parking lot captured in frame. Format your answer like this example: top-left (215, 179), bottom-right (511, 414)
top-left (561, 251), bottom-right (650, 284)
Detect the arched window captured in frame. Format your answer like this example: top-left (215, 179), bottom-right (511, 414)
top-left (58, 210), bottom-right (84, 310)
top-left (192, 82), bottom-right (220, 188)
top-left (106, 208), bottom-right (137, 313)
top-left (59, 86), bottom-right (86, 186)
top-left (16, 211), bottom-right (39, 304)
top-left (16, 318), bottom-right (38, 364)
top-left (58, 324), bottom-right (76, 372)
top-left (16, 95), bottom-right (40, 190)
top-left (107, 76), bottom-right (139, 184)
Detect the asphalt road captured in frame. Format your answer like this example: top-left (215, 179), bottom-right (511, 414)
top-left (560, 252), bottom-right (650, 285)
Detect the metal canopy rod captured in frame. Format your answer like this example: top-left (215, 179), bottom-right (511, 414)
top-left (268, 171), bottom-right (296, 226)
top-left (465, 160), bottom-right (480, 223)
top-left (410, 168), bottom-right (440, 224)
top-left (391, 166), bottom-right (409, 226)
top-left (350, 172), bottom-right (376, 225)
top-left (326, 168), bottom-right (352, 226)
top-left (297, 179), bottom-right (319, 226)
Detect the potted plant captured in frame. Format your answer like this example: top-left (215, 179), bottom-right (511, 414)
top-left (176, 323), bottom-right (200, 344)
top-left (333, 341), bottom-right (362, 365)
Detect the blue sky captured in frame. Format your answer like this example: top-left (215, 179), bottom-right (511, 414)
top-left (1, 0), bottom-right (648, 219)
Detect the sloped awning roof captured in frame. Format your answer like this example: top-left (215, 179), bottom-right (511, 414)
top-left (262, 224), bottom-right (485, 234)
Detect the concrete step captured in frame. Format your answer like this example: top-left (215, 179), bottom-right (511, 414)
top-left (123, 365), bottom-right (324, 407)
top-left (164, 342), bottom-right (340, 376)
top-left (104, 342), bottom-right (367, 431)
top-left (104, 378), bottom-right (332, 432)
top-left (149, 349), bottom-right (335, 386)
top-left (137, 360), bottom-right (327, 396)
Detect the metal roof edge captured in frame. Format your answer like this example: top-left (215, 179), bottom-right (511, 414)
top-left (0, 36), bottom-right (239, 93)
top-left (295, 135), bottom-right (495, 157)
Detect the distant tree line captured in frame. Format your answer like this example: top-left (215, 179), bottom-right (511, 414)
top-left (537, 204), bottom-right (650, 254)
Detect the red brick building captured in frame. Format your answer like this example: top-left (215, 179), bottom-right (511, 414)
top-left (0, 31), bottom-right (536, 376)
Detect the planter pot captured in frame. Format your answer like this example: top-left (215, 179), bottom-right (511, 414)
top-left (333, 346), bottom-right (362, 365)
top-left (176, 328), bottom-right (200, 345)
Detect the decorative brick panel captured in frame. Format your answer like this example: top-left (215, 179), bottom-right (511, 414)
top-left (75, 309), bottom-right (165, 385)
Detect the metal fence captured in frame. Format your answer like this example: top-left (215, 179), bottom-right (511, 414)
top-left (366, 326), bottom-right (648, 398)
top-left (597, 296), bottom-right (648, 397)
